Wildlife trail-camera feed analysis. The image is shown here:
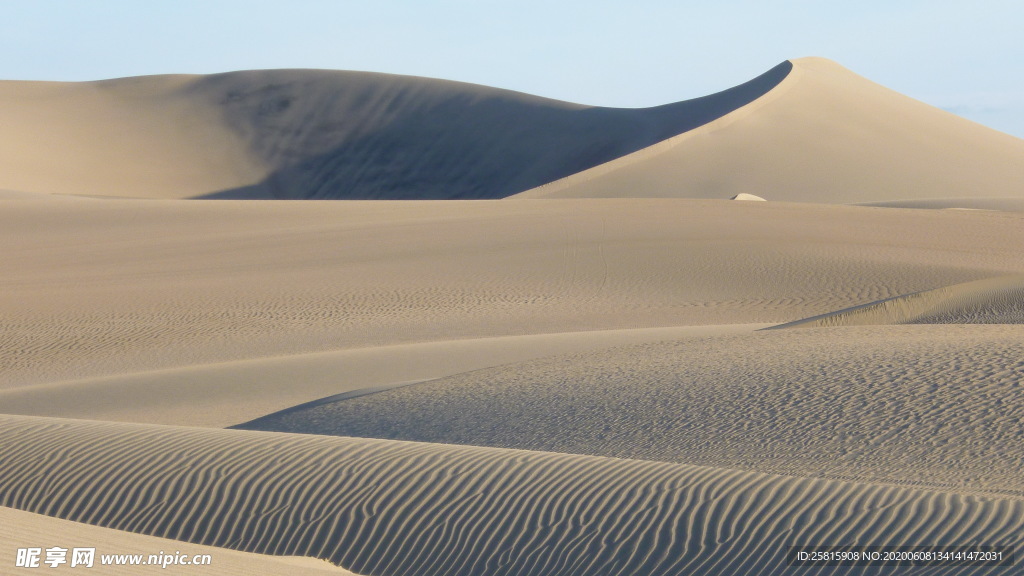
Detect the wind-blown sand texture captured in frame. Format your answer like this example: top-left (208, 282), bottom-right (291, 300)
top-left (0, 325), bottom-right (761, 427)
top-left (237, 325), bottom-right (1024, 496)
top-left (4, 199), bottom-right (1023, 390)
top-left (773, 274), bottom-right (1024, 328)
top-left (0, 507), bottom-right (354, 575)
top-left (2, 416), bottom-right (1023, 576)
top-left (3, 57), bottom-right (1024, 575)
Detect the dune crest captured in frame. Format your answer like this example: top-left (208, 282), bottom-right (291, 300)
top-left (0, 64), bottom-right (789, 200)
top-left (515, 57), bottom-right (1024, 203)
top-left (5, 58), bottom-right (1021, 202)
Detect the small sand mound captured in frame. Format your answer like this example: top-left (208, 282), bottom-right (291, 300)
top-left (771, 273), bottom-right (1024, 328)
top-left (730, 193), bottom-right (766, 201)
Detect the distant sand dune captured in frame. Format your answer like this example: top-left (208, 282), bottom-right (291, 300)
top-left (238, 325), bottom-right (1024, 496)
top-left (0, 64), bottom-right (789, 200)
top-left (515, 58), bottom-right (1024, 203)
top-left (2, 416), bottom-right (1021, 576)
top-left (773, 274), bottom-right (1024, 328)
top-left (5, 58), bottom-right (1022, 203)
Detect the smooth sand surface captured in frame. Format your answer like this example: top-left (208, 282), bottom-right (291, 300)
top-left (0, 76), bottom-right (262, 199)
top-left (516, 58), bottom-right (1024, 203)
top-left (0, 507), bottom-right (355, 575)
top-left (7, 58), bottom-right (1022, 204)
top-left (0, 64), bottom-right (788, 200)
top-left (2, 416), bottom-right (1022, 576)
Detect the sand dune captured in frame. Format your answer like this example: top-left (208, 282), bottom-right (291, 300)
top-left (0, 325), bottom-right (761, 427)
top-left (4, 198), bottom-right (1023, 389)
top-left (237, 325), bottom-right (1024, 496)
top-left (516, 57), bottom-right (1024, 203)
top-left (4, 56), bottom-right (1024, 576)
top-left (0, 507), bottom-right (355, 575)
top-left (0, 76), bottom-right (262, 199)
top-left (774, 274), bottom-right (1024, 328)
top-left (2, 415), bottom-right (1021, 576)
top-left (0, 64), bottom-right (788, 200)
top-left (7, 58), bottom-right (1021, 203)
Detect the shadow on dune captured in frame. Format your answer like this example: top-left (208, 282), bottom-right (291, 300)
top-left (195, 62), bottom-right (792, 200)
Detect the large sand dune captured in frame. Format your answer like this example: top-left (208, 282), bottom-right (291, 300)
top-left (516, 58), bottom-right (1024, 204)
top-left (2, 415), bottom-right (1021, 576)
top-left (0, 64), bottom-right (788, 199)
top-left (5, 58), bottom-right (1022, 203)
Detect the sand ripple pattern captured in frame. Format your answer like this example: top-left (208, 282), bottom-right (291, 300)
top-left (5, 199), bottom-right (1022, 387)
top-left (240, 325), bottom-right (1024, 496)
top-left (1, 415), bottom-right (1022, 576)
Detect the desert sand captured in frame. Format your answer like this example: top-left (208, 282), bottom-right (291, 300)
top-left (0, 507), bottom-right (353, 575)
top-left (2, 58), bottom-right (1024, 575)
top-left (515, 58), bottom-right (1024, 204)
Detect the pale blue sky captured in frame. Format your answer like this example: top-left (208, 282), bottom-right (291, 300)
top-left (2, 0), bottom-right (1022, 137)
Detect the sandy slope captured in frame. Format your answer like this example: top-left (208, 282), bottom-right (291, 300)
top-left (2, 415), bottom-right (1021, 576)
top-left (6, 58), bottom-right (1022, 203)
top-left (0, 325), bottom-right (762, 427)
top-left (4, 197), bottom-right (1023, 390)
top-left (0, 507), bottom-right (354, 575)
top-left (0, 64), bottom-right (788, 200)
top-left (774, 274), bottom-right (1024, 328)
top-left (238, 325), bottom-right (1024, 496)
top-left (0, 76), bottom-right (262, 199)
top-left (516, 58), bottom-right (1024, 203)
